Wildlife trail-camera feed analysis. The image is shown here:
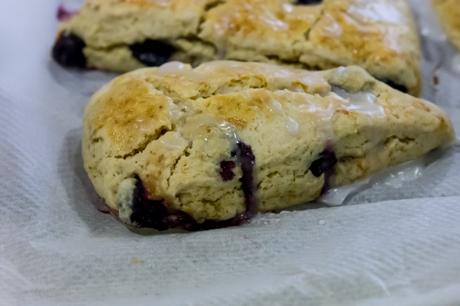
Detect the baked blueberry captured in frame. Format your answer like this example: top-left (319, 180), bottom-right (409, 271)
top-left (129, 40), bottom-right (176, 67)
top-left (52, 33), bottom-right (86, 68)
top-left (295, 0), bottom-right (323, 5)
top-left (129, 178), bottom-right (171, 230)
top-left (309, 149), bottom-right (337, 178)
top-left (128, 177), bottom-right (251, 231)
top-left (234, 141), bottom-right (257, 217)
top-left (219, 160), bottom-right (236, 181)
top-left (383, 80), bottom-right (408, 93)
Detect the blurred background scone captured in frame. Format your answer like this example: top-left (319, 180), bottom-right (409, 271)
top-left (82, 61), bottom-right (454, 232)
top-left (53, 0), bottom-right (421, 95)
top-left (433, 0), bottom-right (460, 51)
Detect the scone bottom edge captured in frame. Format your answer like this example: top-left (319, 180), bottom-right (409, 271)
top-left (51, 32), bottom-right (412, 95)
top-left (116, 141), bottom-right (337, 232)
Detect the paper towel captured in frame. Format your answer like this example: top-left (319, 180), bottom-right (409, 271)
top-left (0, 0), bottom-right (459, 305)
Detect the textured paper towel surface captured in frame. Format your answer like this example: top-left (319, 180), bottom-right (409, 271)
top-left (0, 1), bottom-right (460, 305)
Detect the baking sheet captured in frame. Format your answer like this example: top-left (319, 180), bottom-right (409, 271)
top-left (1, 0), bottom-right (460, 305)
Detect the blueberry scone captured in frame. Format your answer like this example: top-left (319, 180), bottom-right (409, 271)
top-left (433, 0), bottom-right (460, 51)
top-left (54, 0), bottom-right (421, 95)
top-left (82, 61), bottom-right (454, 232)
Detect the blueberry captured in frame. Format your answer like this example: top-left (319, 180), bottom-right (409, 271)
top-left (383, 80), bottom-right (408, 93)
top-left (52, 33), bottom-right (86, 68)
top-left (219, 160), bottom-right (236, 181)
top-left (235, 141), bottom-right (257, 217)
top-left (129, 40), bottom-right (176, 67)
top-left (128, 141), bottom-right (257, 231)
top-left (129, 178), bottom-right (171, 230)
top-left (126, 175), bottom-right (256, 231)
top-left (195, 141), bottom-right (257, 229)
top-left (309, 149), bottom-right (337, 178)
top-left (295, 0), bottom-right (323, 5)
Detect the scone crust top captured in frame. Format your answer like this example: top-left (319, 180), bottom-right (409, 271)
top-left (83, 61), bottom-right (453, 230)
top-left (59, 0), bottom-right (421, 95)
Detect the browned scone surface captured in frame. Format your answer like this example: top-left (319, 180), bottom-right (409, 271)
top-left (54, 0), bottom-right (421, 95)
top-left (82, 61), bottom-right (454, 231)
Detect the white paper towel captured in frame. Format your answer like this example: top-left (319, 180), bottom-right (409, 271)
top-left (0, 1), bottom-right (459, 305)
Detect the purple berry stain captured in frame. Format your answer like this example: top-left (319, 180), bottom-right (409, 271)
top-left (96, 201), bottom-right (111, 214)
top-left (56, 4), bottom-right (77, 21)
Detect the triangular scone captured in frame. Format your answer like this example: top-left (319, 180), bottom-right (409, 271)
top-left (54, 0), bottom-right (421, 95)
top-left (82, 61), bottom-right (454, 232)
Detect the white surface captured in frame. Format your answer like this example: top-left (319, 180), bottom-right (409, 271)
top-left (1, 1), bottom-right (460, 305)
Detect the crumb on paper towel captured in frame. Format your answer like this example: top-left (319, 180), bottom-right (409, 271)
top-left (130, 257), bottom-right (145, 265)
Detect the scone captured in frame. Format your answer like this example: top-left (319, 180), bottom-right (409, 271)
top-left (54, 0), bottom-right (421, 95)
top-left (82, 61), bottom-right (454, 232)
top-left (433, 0), bottom-right (460, 51)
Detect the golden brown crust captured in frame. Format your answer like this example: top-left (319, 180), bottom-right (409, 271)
top-left (58, 0), bottom-right (421, 95)
top-left (82, 61), bottom-right (454, 229)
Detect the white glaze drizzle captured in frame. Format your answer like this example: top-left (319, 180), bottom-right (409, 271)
top-left (270, 99), bottom-right (283, 113)
top-left (167, 99), bottom-right (187, 120)
top-left (347, 1), bottom-right (403, 24)
top-left (286, 117), bottom-right (300, 136)
top-left (218, 122), bottom-right (240, 143)
top-left (331, 86), bottom-right (385, 117)
top-left (282, 3), bottom-right (294, 13)
top-left (268, 98), bottom-right (302, 137)
top-left (159, 131), bottom-right (188, 150)
top-left (158, 61), bottom-right (192, 75)
top-left (167, 61), bottom-right (328, 91)
top-left (134, 118), bottom-right (157, 134)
